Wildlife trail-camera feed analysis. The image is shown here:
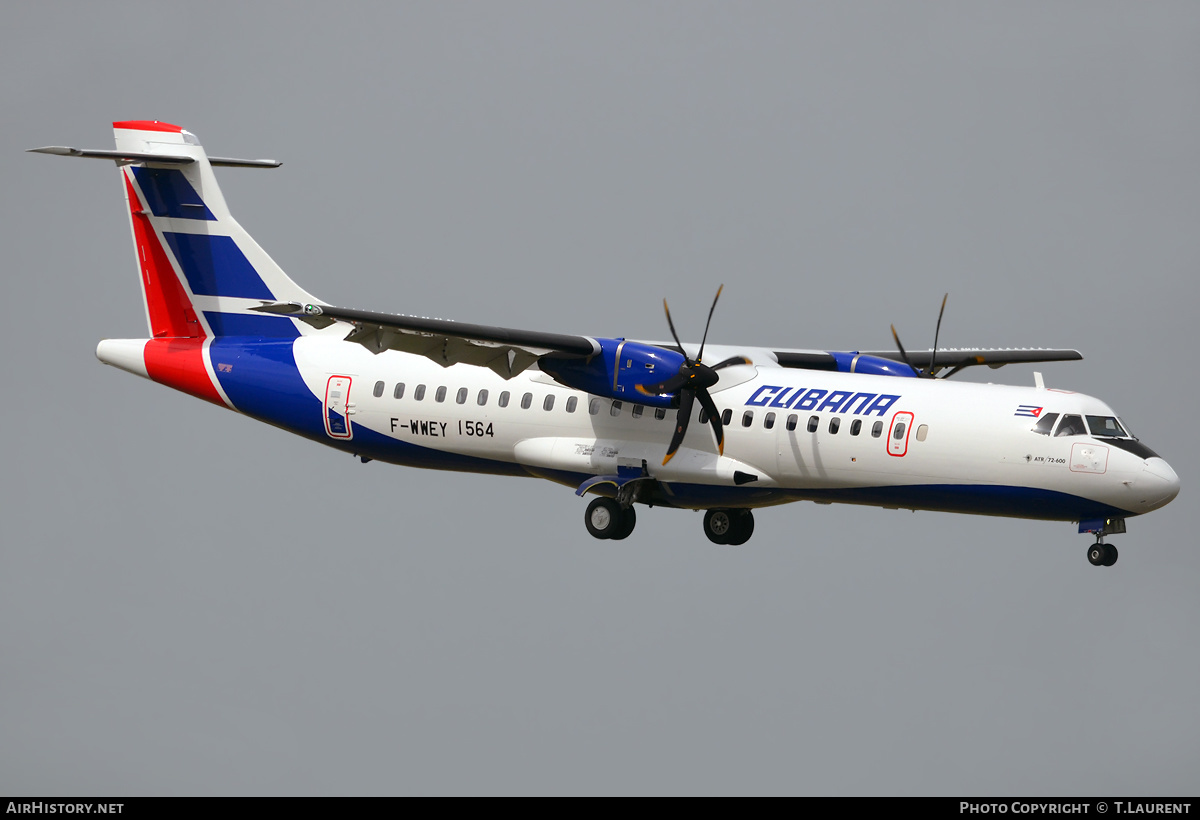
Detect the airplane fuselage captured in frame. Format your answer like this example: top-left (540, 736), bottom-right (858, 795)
top-left (99, 334), bottom-right (1178, 523)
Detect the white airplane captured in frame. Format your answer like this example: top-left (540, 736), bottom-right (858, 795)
top-left (31, 121), bottom-right (1180, 566)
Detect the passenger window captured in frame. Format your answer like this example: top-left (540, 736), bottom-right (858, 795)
top-left (373, 380), bottom-right (384, 398)
top-left (415, 384), bottom-right (426, 401)
top-left (477, 389), bottom-right (488, 406)
top-left (654, 408), bottom-right (666, 420)
top-left (722, 409), bottom-right (732, 425)
top-left (807, 415), bottom-right (819, 433)
top-left (764, 412), bottom-right (775, 430)
top-left (742, 411), bottom-right (754, 428)
top-left (1086, 415), bottom-right (1128, 437)
top-left (699, 408), bottom-right (709, 424)
top-left (456, 387), bottom-right (468, 405)
top-left (435, 386), bottom-right (447, 403)
top-left (850, 419), bottom-right (861, 436)
top-left (589, 398), bottom-right (601, 415)
top-left (566, 396), bottom-right (578, 413)
top-left (1031, 413), bottom-right (1059, 436)
top-left (916, 424), bottom-right (928, 442)
top-left (1055, 414), bottom-right (1086, 437)
top-left (829, 417), bottom-right (840, 434)
top-left (498, 391), bottom-right (510, 408)
top-left (521, 392), bottom-right (533, 410)
top-left (786, 414), bottom-right (798, 432)
top-left (872, 421), bottom-right (883, 438)
top-left (393, 383), bottom-right (405, 400)
top-left (632, 404), bottom-right (644, 419)
top-left (543, 395), bottom-right (554, 411)
top-left (893, 422), bottom-right (906, 440)
top-left (610, 401), bottom-right (622, 417)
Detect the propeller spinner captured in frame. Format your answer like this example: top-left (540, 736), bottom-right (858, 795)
top-left (637, 285), bottom-right (751, 465)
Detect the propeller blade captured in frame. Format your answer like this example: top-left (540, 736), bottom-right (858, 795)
top-left (663, 299), bottom-right (686, 358)
top-left (635, 373), bottom-right (688, 396)
top-left (695, 388), bottom-right (725, 456)
top-left (696, 284), bottom-right (723, 363)
top-left (662, 389), bottom-right (696, 465)
top-left (890, 324), bottom-right (923, 377)
top-left (710, 355), bottom-right (752, 371)
top-left (929, 293), bottom-right (948, 378)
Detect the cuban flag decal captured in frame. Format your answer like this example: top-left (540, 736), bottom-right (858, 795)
top-left (1015, 405), bottom-right (1043, 418)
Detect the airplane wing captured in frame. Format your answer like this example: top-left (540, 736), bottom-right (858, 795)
top-left (253, 301), bottom-right (600, 379)
top-left (772, 347), bottom-right (1083, 377)
top-left (852, 347), bottom-right (1082, 376)
top-left (255, 301), bottom-right (1081, 381)
top-left (639, 343), bottom-right (1083, 377)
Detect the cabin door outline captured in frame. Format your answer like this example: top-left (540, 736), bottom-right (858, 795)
top-left (324, 375), bottom-right (354, 440)
top-left (887, 411), bottom-right (914, 457)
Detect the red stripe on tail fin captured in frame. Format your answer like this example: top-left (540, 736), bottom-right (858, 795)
top-left (124, 172), bottom-right (202, 339)
top-left (113, 120), bottom-right (183, 133)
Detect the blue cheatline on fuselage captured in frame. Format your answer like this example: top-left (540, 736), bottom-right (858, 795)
top-left (203, 337), bottom-right (1136, 520)
top-left (202, 311), bottom-right (300, 339)
top-left (207, 337), bottom-right (528, 477)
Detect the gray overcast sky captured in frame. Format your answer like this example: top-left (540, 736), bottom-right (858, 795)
top-left (3, 1), bottom-right (1198, 796)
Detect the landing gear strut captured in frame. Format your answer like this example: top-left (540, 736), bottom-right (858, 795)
top-left (585, 497), bottom-right (637, 540)
top-left (703, 508), bottom-right (755, 545)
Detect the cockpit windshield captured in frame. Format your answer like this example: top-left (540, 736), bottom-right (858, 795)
top-left (1086, 415), bottom-right (1130, 438)
top-left (1054, 414), bottom-right (1087, 437)
top-left (1031, 413), bottom-right (1059, 435)
top-left (1031, 411), bottom-right (1138, 442)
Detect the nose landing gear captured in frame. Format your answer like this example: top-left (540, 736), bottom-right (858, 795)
top-left (1080, 517), bottom-right (1124, 567)
top-left (1087, 539), bottom-right (1118, 567)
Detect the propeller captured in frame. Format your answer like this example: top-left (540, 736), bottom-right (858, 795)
top-left (890, 293), bottom-right (950, 379)
top-left (637, 285), bottom-right (752, 465)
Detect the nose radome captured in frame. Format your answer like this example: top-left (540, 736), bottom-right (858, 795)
top-left (1141, 458), bottom-right (1180, 510)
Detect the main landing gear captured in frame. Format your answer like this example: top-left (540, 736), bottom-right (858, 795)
top-left (1087, 539), bottom-right (1119, 567)
top-left (585, 497), bottom-right (637, 540)
top-left (703, 508), bottom-right (755, 546)
top-left (582, 500), bottom-right (757, 545)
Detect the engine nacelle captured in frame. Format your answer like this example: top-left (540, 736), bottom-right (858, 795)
top-left (539, 339), bottom-right (684, 407)
top-left (829, 351), bottom-right (917, 377)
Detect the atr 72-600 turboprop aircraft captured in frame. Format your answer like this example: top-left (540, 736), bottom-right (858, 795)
top-left (32, 122), bottom-right (1180, 565)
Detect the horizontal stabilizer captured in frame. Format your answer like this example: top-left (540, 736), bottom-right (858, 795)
top-left (27, 146), bottom-right (280, 168)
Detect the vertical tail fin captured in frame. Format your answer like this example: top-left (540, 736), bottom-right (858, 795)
top-left (111, 120), bottom-right (318, 339)
top-left (30, 121), bottom-right (330, 407)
